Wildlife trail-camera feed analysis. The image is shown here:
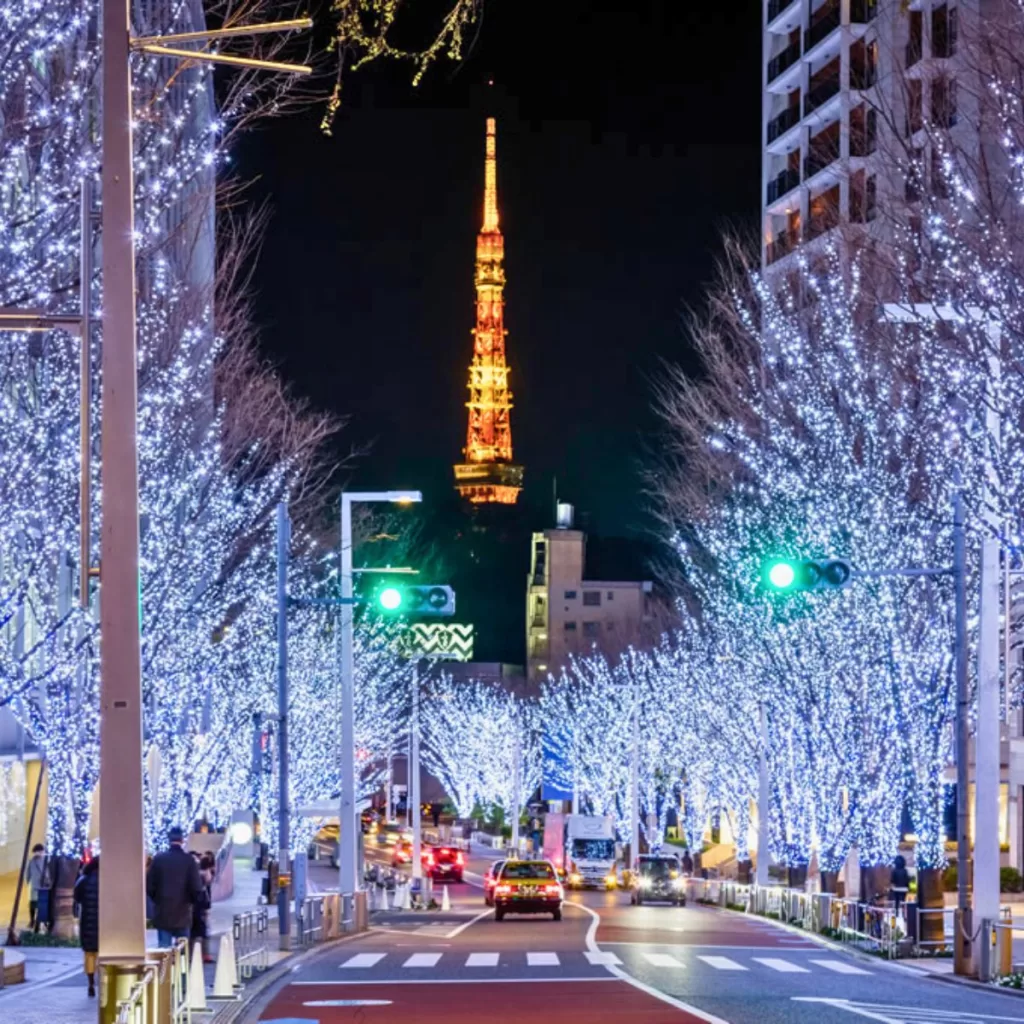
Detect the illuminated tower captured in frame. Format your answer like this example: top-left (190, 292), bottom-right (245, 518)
top-left (454, 118), bottom-right (524, 505)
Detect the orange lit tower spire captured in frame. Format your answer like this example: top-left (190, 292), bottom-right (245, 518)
top-left (453, 118), bottom-right (524, 504)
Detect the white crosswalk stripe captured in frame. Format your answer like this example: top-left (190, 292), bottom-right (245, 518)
top-left (643, 952), bottom-right (685, 968)
top-left (753, 957), bottom-right (811, 973)
top-left (402, 953), bottom-right (442, 968)
top-left (526, 952), bottom-right (560, 966)
top-left (810, 959), bottom-right (872, 975)
top-left (465, 952), bottom-right (500, 967)
top-left (585, 951), bottom-right (623, 966)
top-left (341, 953), bottom-right (386, 968)
top-left (698, 955), bottom-right (747, 971)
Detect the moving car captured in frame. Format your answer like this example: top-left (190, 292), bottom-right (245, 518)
top-left (377, 822), bottom-right (406, 847)
top-left (493, 860), bottom-right (563, 921)
top-left (424, 846), bottom-right (465, 883)
top-left (391, 839), bottom-right (414, 866)
top-left (631, 854), bottom-right (686, 906)
top-left (483, 859), bottom-right (506, 905)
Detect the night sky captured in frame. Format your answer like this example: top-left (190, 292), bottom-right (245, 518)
top-left (239, 1), bottom-right (761, 659)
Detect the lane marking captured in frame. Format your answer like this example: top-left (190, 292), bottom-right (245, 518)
top-left (292, 976), bottom-right (619, 986)
top-left (574, 900), bottom-right (733, 1024)
top-left (340, 952), bottom-right (386, 968)
top-left (304, 1000), bottom-right (393, 1007)
top-left (599, 941), bottom-right (817, 951)
top-left (810, 959), bottom-right (872, 975)
top-left (643, 952), bottom-right (686, 968)
top-left (444, 908), bottom-right (493, 939)
top-left (526, 952), bottom-right (560, 966)
top-left (585, 951), bottom-right (623, 966)
top-left (698, 955), bottom-right (747, 971)
top-left (402, 952), bottom-right (442, 968)
top-left (466, 952), bottom-right (500, 967)
top-left (753, 957), bottom-right (810, 973)
top-left (794, 999), bottom-right (1024, 1022)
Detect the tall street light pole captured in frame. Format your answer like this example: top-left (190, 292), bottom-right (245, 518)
top-left (275, 503), bottom-right (291, 949)
top-left (339, 490), bottom-right (421, 928)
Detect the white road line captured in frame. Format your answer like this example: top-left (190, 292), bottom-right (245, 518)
top-left (340, 952), bottom-right (386, 968)
top-left (698, 955), bottom-right (747, 971)
top-left (753, 957), bottom-right (810, 973)
top-left (585, 951), bottom-right (623, 966)
top-left (527, 952), bottom-right (560, 966)
top-left (293, 977), bottom-right (620, 986)
top-left (445, 908), bottom-right (494, 939)
top-left (402, 953), bottom-right (442, 968)
top-left (643, 952), bottom-right (686, 968)
top-left (810, 959), bottom-right (872, 975)
top-left (466, 952), bottom-right (500, 967)
top-left (573, 901), bottom-right (731, 1024)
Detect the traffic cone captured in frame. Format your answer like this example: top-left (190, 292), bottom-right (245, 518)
top-left (187, 941), bottom-right (208, 1012)
top-left (210, 935), bottom-right (239, 1000)
top-left (380, 886), bottom-right (389, 911)
top-left (441, 885), bottom-right (451, 912)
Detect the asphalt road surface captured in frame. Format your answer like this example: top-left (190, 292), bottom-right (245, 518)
top-left (249, 846), bottom-right (1024, 1024)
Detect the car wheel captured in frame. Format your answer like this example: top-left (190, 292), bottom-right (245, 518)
top-left (495, 907), bottom-right (505, 921)
top-left (552, 908), bottom-right (562, 922)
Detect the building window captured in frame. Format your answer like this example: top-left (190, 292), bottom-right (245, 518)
top-left (564, 621), bottom-right (577, 631)
top-left (932, 76), bottom-right (958, 129)
top-left (583, 621), bottom-right (601, 638)
top-left (564, 590), bottom-right (577, 600)
top-left (606, 591), bottom-right (614, 600)
top-left (583, 591), bottom-right (601, 607)
top-left (606, 621), bottom-right (615, 631)
top-left (906, 79), bottom-right (923, 137)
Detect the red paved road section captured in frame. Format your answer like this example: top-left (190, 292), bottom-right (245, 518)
top-left (593, 902), bottom-right (816, 948)
top-left (261, 980), bottom-right (701, 1023)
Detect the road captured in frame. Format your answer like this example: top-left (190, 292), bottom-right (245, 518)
top-left (249, 846), bottom-right (1024, 1024)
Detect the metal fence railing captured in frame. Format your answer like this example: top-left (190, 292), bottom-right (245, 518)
top-left (234, 908), bottom-right (269, 983)
top-left (112, 937), bottom-right (191, 1024)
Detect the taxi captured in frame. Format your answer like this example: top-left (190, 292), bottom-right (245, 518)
top-left (493, 859), bottom-right (563, 921)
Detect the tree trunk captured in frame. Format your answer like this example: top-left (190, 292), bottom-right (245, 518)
top-left (50, 856), bottom-right (81, 940)
top-left (737, 859), bottom-right (752, 884)
top-left (916, 866), bottom-right (945, 946)
top-left (787, 864), bottom-right (808, 889)
top-left (860, 864), bottom-right (890, 904)
top-left (819, 870), bottom-right (839, 894)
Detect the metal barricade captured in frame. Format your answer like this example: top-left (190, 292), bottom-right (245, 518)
top-left (913, 905), bottom-right (954, 954)
top-left (114, 965), bottom-right (157, 1024)
top-left (297, 894), bottom-right (326, 947)
top-left (233, 908), bottom-right (269, 982)
top-left (169, 936), bottom-right (191, 1024)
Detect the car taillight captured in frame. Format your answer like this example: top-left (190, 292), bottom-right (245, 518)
top-left (543, 884), bottom-right (561, 895)
top-left (496, 884), bottom-right (511, 895)
top-left (425, 853), bottom-right (434, 865)
top-left (456, 852), bottom-right (465, 866)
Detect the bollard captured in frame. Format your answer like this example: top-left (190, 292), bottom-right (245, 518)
top-left (441, 885), bottom-right (451, 912)
top-left (187, 942), bottom-right (208, 1012)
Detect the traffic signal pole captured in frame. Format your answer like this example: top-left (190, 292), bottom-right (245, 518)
top-left (411, 662), bottom-right (423, 888)
top-left (276, 503), bottom-right (292, 950)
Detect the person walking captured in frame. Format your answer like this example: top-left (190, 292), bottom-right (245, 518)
top-left (147, 826), bottom-right (204, 948)
top-left (890, 854), bottom-right (911, 914)
top-left (73, 856), bottom-right (100, 998)
top-left (25, 843), bottom-right (50, 934)
top-left (680, 850), bottom-right (694, 876)
top-left (190, 851), bottom-right (215, 962)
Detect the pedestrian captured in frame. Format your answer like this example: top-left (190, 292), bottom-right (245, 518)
top-left (680, 850), bottom-right (694, 876)
top-left (146, 826), bottom-right (204, 948)
top-left (25, 843), bottom-right (50, 934)
top-left (890, 854), bottom-right (911, 913)
top-left (73, 856), bottom-right (100, 998)
top-left (190, 851), bottom-right (215, 963)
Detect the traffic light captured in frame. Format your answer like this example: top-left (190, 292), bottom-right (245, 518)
top-left (375, 584), bottom-right (456, 617)
top-left (763, 558), bottom-right (852, 593)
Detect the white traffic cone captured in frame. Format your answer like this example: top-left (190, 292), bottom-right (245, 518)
top-left (400, 883), bottom-right (410, 910)
top-left (211, 935), bottom-right (238, 1000)
top-left (380, 885), bottom-right (389, 911)
top-left (441, 885), bottom-right (451, 912)
top-left (187, 941), bottom-right (208, 1012)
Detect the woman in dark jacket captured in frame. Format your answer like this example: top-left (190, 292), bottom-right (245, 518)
top-left (74, 857), bottom-right (100, 998)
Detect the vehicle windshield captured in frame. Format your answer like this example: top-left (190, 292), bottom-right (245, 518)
top-left (501, 862), bottom-right (556, 880)
top-left (640, 858), bottom-right (677, 878)
top-left (571, 839), bottom-right (616, 861)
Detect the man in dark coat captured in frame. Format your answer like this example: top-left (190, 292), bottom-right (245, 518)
top-left (73, 857), bottom-right (100, 997)
top-left (147, 826), bottom-right (204, 948)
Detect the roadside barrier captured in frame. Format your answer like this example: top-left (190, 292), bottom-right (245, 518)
top-left (233, 908), bottom-right (269, 982)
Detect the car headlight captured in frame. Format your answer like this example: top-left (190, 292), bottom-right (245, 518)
top-left (570, 873), bottom-right (582, 885)
top-left (605, 874), bottom-right (617, 887)
top-left (673, 877), bottom-right (686, 890)
top-left (638, 877), bottom-right (651, 889)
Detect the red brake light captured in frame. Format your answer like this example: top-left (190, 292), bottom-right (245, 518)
top-left (456, 852), bottom-right (465, 866)
top-left (496, 884), bottom-right (511, 895)
top-left (424, 852), bottom-right (434, 865)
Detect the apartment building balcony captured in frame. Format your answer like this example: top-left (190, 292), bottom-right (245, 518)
top-left (804, 145), bottom-right (839, 183)
top-left (850, 111), bottom-right (877, 157)
top-left (766, 227), bottom-right (798, 265)
top-left (767, 167), bottom-right (801, 206)
top-left (804, 75), bottom-right (840, 118)
top-left (768, 39), bottom-right (801, 85)
top-left (806, 186), bottom-right (840, 241)
top-left (767, 105), bottom-right (801, 146)
top-left (850, 0), bottom-right (878, 24)
top-left (767, 0), bottom-right (799, 30)
top-left (906, 38), bottom-right (922, 69)
top-left (804, 0), bottom-right (840, 59)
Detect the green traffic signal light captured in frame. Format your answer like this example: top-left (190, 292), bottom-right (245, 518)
top-left (378, 586), bottom-right (403, 611)
top-left (766, 560), bottom-right (797, 590)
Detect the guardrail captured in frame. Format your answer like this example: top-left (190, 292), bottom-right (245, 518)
top-left (297, 893), bottom-right (343, 947)
top-left (234, 908), bottom-right (269, 982)
top-left (113, 936), bottom-right (191, 1024)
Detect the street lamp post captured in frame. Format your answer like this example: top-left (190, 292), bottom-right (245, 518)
top-left (275, 503), bottom-right (292, 950)
top-left (338, 490), bottom-right (421, 928)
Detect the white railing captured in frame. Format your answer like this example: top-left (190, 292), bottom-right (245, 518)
top-left (233, 908), bottom-right (269, 982)
top-left (113, 937), bottom-right (191, 1024)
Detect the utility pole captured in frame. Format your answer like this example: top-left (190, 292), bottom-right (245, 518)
top-left (98, 0), bottom-right (146, 968)
top-left (756, 703), bottom-right (770, 886)
top-left (411, 663), bottom-right (423, 889)
top-left (276, 503), bottom-right (291, 950)
top-left (629, 680), bottom-right (640, 870)
top-left (512, 733), bottom-right (523, 855)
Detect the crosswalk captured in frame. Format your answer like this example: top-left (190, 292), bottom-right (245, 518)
top-left (334, 949), bottom-right (873, 976)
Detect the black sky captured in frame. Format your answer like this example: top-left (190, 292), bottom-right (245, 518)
top-left (240, 0), bottom-right (761, 544)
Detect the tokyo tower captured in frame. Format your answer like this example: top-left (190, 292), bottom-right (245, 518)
top-left (453, 118), bottom-right (524, 505)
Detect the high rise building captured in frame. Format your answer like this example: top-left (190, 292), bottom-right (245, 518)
top-left (453, 118), bottom-right (524, 505)
top-left (761, 0), bottom-right (970, 272)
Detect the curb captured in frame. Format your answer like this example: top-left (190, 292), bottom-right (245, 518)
top-left (212, 930), bottom-right (368, 1024)
top-left (713, 903), bottom-right (1024, 999)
